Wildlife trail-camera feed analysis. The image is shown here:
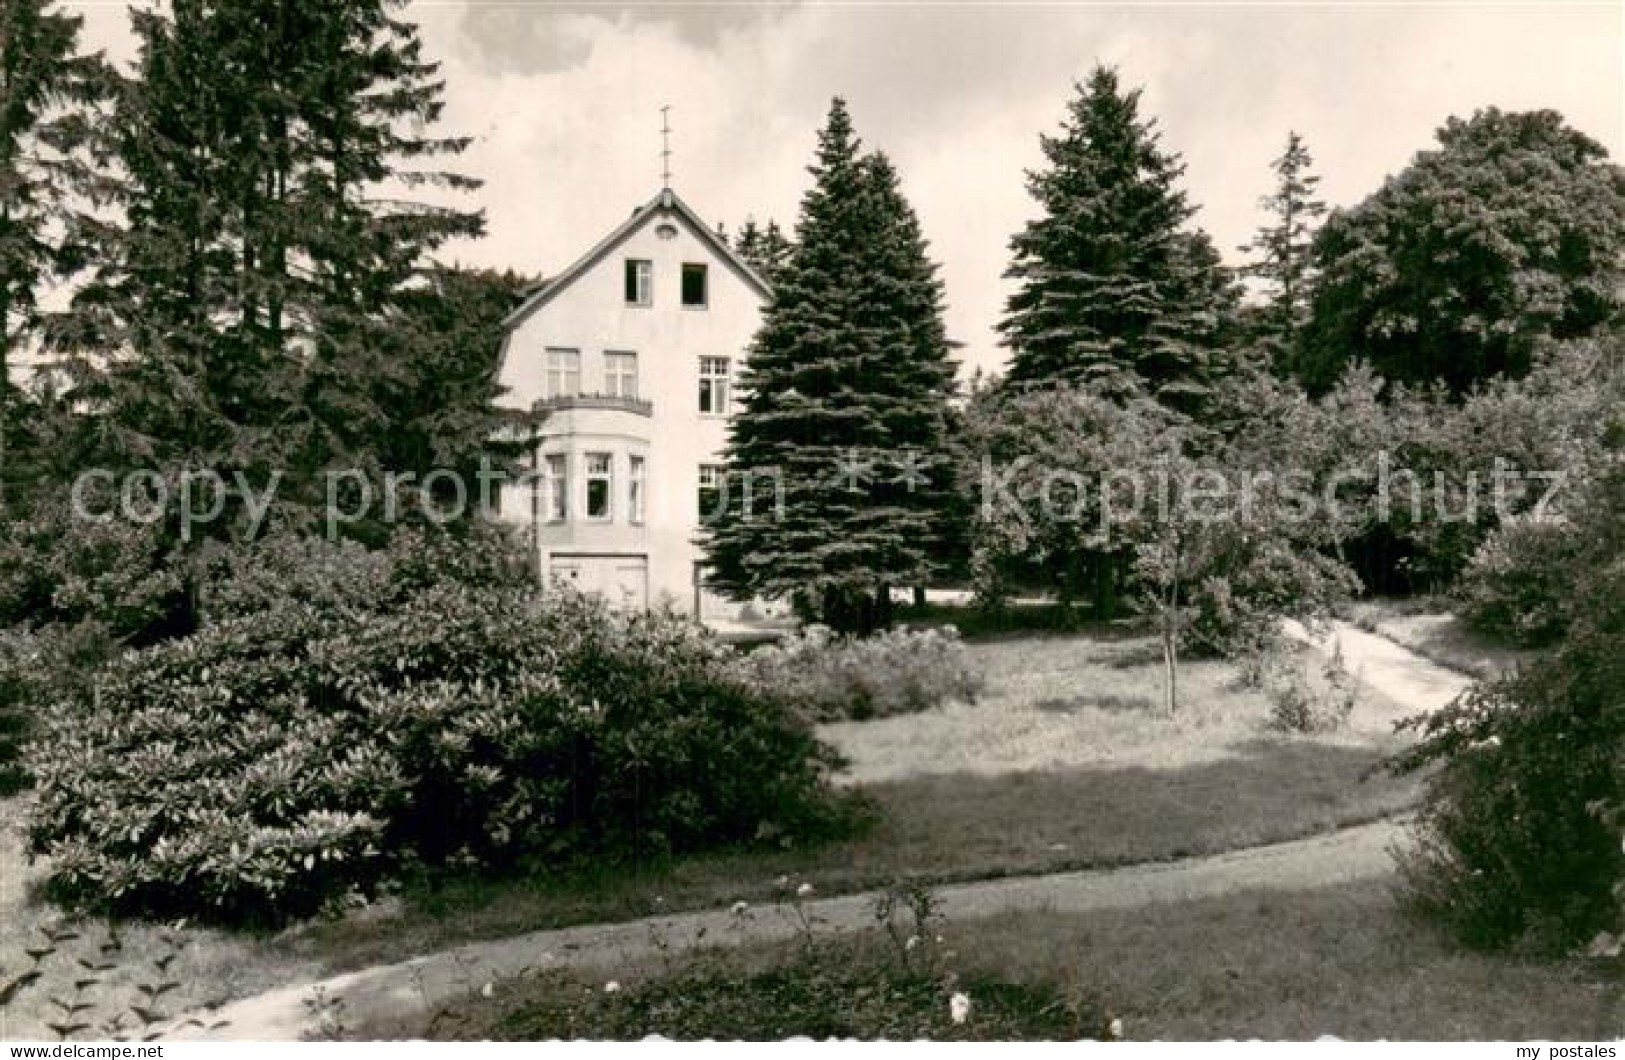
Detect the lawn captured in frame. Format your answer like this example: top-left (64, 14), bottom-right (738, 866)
top-left (373, 879), bottom-right (1621, 1041)
top-left (2, 625), bottom-right (1423, 1038)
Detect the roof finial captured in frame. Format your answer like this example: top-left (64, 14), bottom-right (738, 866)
top-left (660, 105), bottom-right (673, 189)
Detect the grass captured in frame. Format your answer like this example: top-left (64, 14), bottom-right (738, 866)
top-left (3, 625), bottom-right (1424, 1036)
top-left (1343, 598), bottom-right (1541, 680)
top-left (370, 879), bottom-right (1621, 1041)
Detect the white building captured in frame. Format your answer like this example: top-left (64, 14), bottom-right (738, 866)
top-left (494, 187), bottom-right (770, 615)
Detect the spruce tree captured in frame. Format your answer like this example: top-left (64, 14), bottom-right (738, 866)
top-left (1001, 66), bottom-right (1234, 408)
top-left (0, 0), bottom-right (108, 512)
top-left (706, 100), bottom-right (959, 634)
top-left (732, 216), bottom-right (793, 285)
top-left (1238, 131), bottom-right (1326, 355)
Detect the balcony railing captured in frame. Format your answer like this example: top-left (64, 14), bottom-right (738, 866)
top-left (533, 393), bottom-right (654, 417)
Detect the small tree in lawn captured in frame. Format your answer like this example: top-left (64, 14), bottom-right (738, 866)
top-left (706, 100), bottom-right (959, 634)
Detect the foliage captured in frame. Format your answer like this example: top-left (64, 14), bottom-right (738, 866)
top-left (398, 881), bottom-right (1107, 1041)
top-left (1000, 65), bottom-right (1239, 409)
top-left (706, 100), bottom-right (960, 634)
top-left (55, 0), bottom-right (486, 532)
top-left (1299, 108), bottom-right (1625, 395)
top-left (1455, 516), bottom-right (1584, 647)
top-left (731, 217), bottom-right (793, 285)
top-left (736, 624), bottom-right (983, 722)
top-left (26, 577), bottom-right (846, 924)
top-left (1237, 131), bottom-right (1327, 356)
top-left (1392, 458), bottom-right (1624, 952)
top-left (1257, 642), bottom-right (1359, 734)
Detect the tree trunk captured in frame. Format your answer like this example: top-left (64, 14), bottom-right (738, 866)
top-left (1093, 551), bottom-right (1118, 620)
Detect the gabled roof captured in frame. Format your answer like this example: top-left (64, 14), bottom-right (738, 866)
top-left (502, 187), bottom-right (773, 332)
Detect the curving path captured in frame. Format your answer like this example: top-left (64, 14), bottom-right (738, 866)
top-left (167, 818), bottom-right (1406, 1041)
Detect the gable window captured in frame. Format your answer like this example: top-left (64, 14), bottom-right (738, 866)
top-left (698, 463), bottom-right (724, 521)
top-left (625, 259), bottom-right (652, 306)
top-left (543, 453), bottom-right (568, 523)
top-left (544, 348), bottom-right (580, 398)
top-left (681, 263), bottom-right (708, 308)
top-left (604, 351), bottom-right (638, 398)
top-left (628, 455), bottom-right (646, 525)
top-left (698, 356), bottom-right (730, 415)
top-left (585, 452), bottom-right (613, 521)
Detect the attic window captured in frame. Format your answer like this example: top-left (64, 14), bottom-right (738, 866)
top-left (625, 259), bottom-right (652, 306)
top-left (655, 222), bottom-right (679, 240)
top-left (682, 263), bottom-right (708, 308)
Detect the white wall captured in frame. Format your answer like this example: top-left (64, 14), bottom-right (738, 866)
top-left (495, 193), bottom-right (766, 612)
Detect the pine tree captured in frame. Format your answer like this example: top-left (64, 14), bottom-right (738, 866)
top-left (1238, 131), bottom-right (1326, 354)
top-left (706, 100), bottom-right (959, 634)
top-left (1000, 66), bottom-right (1234, 408)
top-left (0, 0), bottom-right (109, 512)
top-left (732, 216), bottom-right (793, 285)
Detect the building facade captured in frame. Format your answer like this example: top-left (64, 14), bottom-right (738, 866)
top-left (494, 188), bottom-right (769, 614)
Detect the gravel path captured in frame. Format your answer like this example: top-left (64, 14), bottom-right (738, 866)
top-left (1285, 618), bottom-right (1474, 731)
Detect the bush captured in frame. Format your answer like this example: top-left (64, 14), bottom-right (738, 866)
top-left (26, 585), bottom-right (847, 924)
top-left (736, 625), bottom-right (983, 722)
top-left (1455, 517), bottom-right (1584, 647)
top-left (1393, 463), bottom-right (1624, 952)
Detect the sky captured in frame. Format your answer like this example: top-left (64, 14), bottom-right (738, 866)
top-left (72, 0), bottom-right (1625, 379)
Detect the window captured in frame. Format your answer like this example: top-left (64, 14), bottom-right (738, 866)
top-left (604, 351), bottom-right (638, 398)
top-left (543, 453), bottom-right (568, 523)
top-left (625, 259), bottom-right (652, 306)
top-left (698, 463), bottom-right (724, 520)
top-left (698, 356), bottom-right (731, 415)
top-left (681, 263), bottom-right (708, 308)
top-left (628, 455), bottom-right (646, 525)
top-left (585, 452), bottom-right (613, 521)
top-left (544, 348), bottom-right (580, 398)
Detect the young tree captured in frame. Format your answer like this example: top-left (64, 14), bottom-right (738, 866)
top-left (706, 100), bottom-right (960, 634)
top-left (1000, 66), bottom-right (1237, 408)
top-left (732, 216), bottom-right (793, 285)
top-left (1299, 108), bottom-right (1625, 395)
top-left (1238, 131), bottom-right (1326, 356)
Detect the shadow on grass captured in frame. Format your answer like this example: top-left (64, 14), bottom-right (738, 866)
top-left (280, 737), bottom-right (1420, 976)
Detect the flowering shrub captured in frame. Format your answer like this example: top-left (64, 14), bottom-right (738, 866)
top-left (1455, 516), bottom-right (1584, 647)
top-left (736, 625), bottom-right (983, 723)
top-left (26, 585), bottom-right (847, 924)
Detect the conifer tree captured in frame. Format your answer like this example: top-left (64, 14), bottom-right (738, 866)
top-left (1238, 131), bottom-right (1326, 354)
top-left (63, 0), bottom-right (484, 521)
top-left (706, 100), bottom-right (959, 634)
top-left (0, 0), bottom-right (109, 511)
top-left (1001, 66), bottom-right (1235, 408)
top-left (732, 216), bottom-right (793, 285)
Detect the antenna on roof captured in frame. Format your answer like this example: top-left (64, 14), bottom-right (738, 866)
top-left (660, 105), bottom-right (673, 189)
